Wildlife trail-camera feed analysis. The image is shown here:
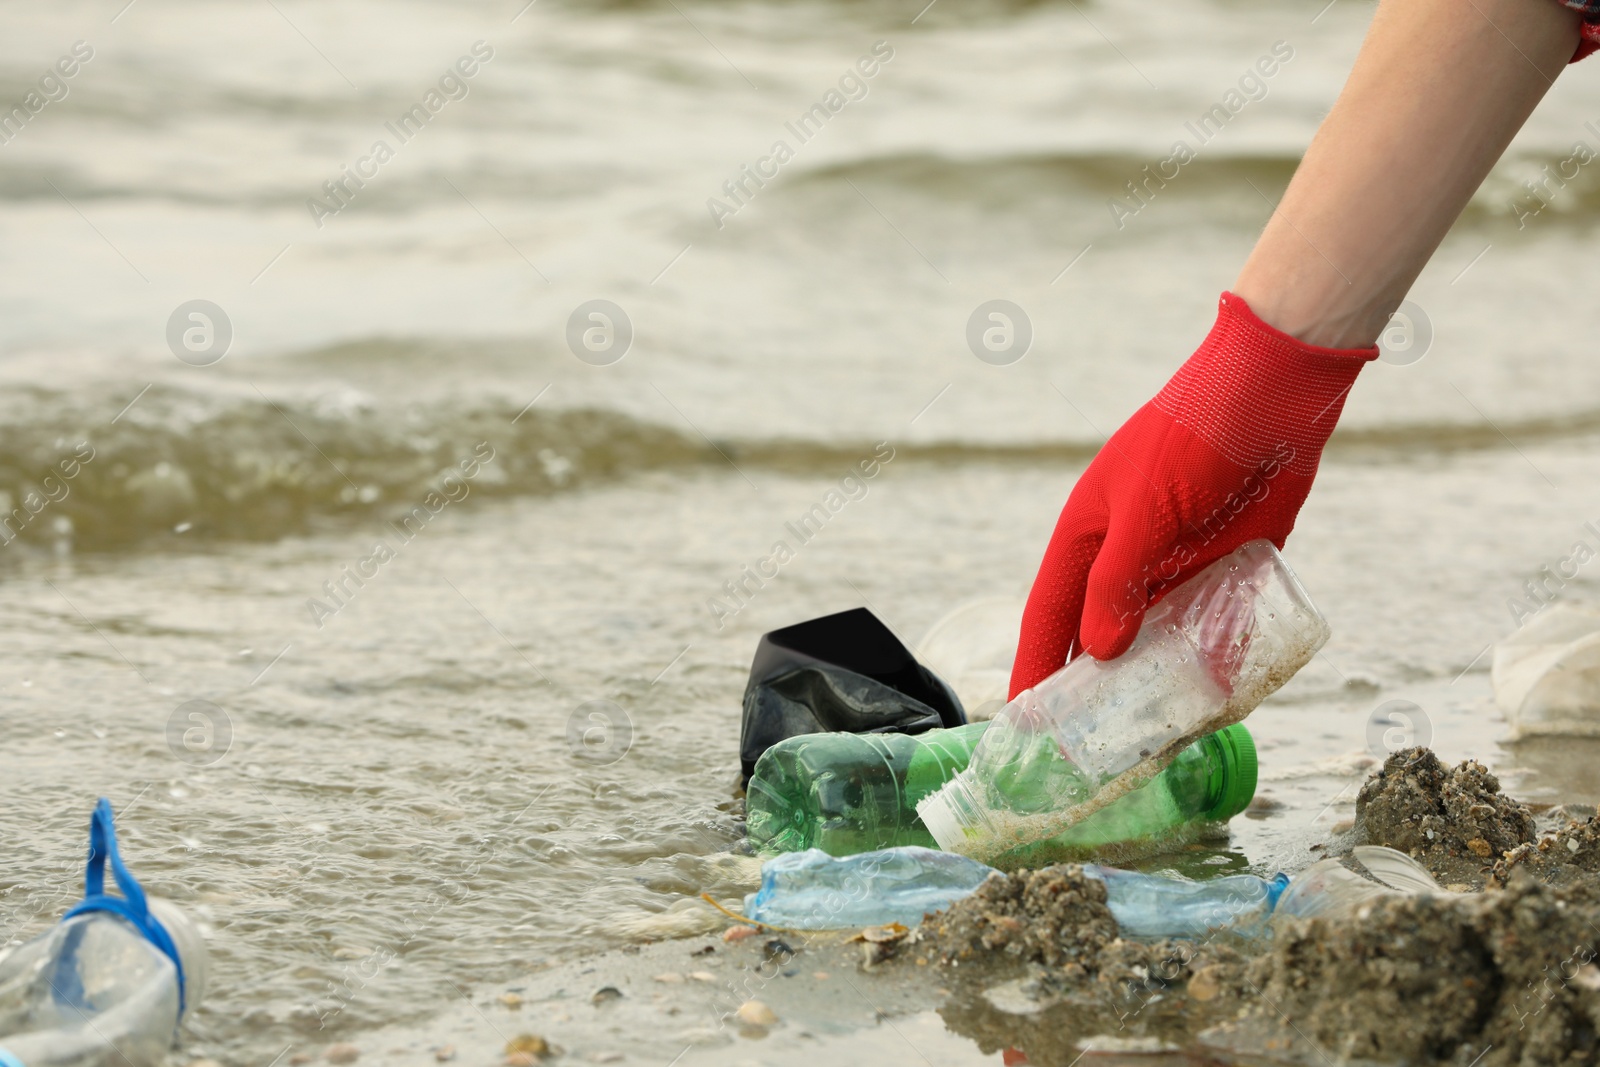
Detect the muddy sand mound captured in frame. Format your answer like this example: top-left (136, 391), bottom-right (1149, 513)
top-left (918, 865), bottom-right (1254, 1057)
top-left (1354, 747), bottom-right (1536, 885)
top-left (923, 863), bottom-right (1119, 970)
top-left (1496, 809), bottom-right (1600, 887)
top-left (914, 749), bottom-right (1600, 1066)
top-left (1217, 872), bottom-right (1600, 1067)
top-left (924, 864), bottom-right (1600, 1067)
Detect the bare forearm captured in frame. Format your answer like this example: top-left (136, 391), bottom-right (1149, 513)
top-left (1234, 0), bottom-right (1580, 348)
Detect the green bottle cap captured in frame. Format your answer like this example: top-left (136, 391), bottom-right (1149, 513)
top-left (1203, 722), bottom-right (1258, 821)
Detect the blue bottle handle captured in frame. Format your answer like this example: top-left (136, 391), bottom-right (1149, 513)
top-left (61, 799), bottom-right (187, 1014)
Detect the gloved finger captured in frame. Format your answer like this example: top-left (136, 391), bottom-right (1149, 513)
top-left (1078, 513), bottom-right (1174, 661)
top-left (1009, 488), bottom-right (1105, 698)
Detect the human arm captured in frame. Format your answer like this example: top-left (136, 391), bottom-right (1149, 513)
top-left (1234, 0), bottom-right (1582, 348)
top-left (1010, 0), bottom-right (1583, 697)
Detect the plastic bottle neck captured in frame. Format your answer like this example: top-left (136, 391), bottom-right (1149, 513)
top-left (915, 775), bottom-right (993, 855)
top-left (1199, 724), bottom-right (1258, 821)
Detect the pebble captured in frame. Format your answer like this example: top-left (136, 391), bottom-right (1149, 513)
top-left (673, 1027), bottom-right (731, 1048)
top-left (499, 993), bottom-right (525, 1009)
top-left (688, 971), bottom-right (717, 983)
top-left (433, 1046), bottom-right (456, 1063)
top-left (860, 941), bottom-right (896, 969)
top-left (735, 1000), bottom-right (778, 1028)
top-left (1569, 837), bottom-right (1582, 853)
top-left (291, 1056), bottom-right (313, 1066)
top-left (1245, 795), bottom-right (1285, 818)
top-left (325, 1045), bottom-right (361, 1065)
top-left (504, 1035), bottom-right (551, 1064)
top-left (652, 973), bottom-right (684, 984)
top-left (1187, 965), bottom-right (1223, 1002)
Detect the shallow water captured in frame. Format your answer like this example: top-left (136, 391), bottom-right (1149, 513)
top-left (4, 0), bottom-right (1600, 1063)
top-left (6, 446), bottom-right (1600, 1062)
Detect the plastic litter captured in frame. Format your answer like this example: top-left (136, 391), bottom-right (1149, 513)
top-left (740, 845), bottom-right (1288, 937)
top-left (738, 607), bottom-right (966, 784)
top-left (1273, 846), bottom-right (1455, 921)
top-left (1082, 864), bottom-right (1289, 939)
top-left (745, 720), bottom-right (1257, 865)
top-left (918, 540), bottom-right (1328, 863)
top-left (1350, 844), bottom-right (1457, 894)
top-left (1492, 603), bottom-right (1600, 736)
top-left (0, 799), bottom-right (208, 1067)
top-left (915, 597), bottom-right (1023, 721)
top-left (746, 721), bottom-right (988, 855)
top-left (742, 847), bottom-right (996, 930)
top-left (740, 845), bottom-right (1448, 939)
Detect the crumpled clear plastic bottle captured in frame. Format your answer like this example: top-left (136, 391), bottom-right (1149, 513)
top-left (739, 846), bottom-right (1291, 938)
top-left (1069, 848), bottom-right (1446, 940)
top-left (742, 846), bottom-right (996, 930)
top-left (1082, 864), bottom-right (1289, 939)
top-left (918, 540), bottom-right (1329, 863)
top-left (1271, 846), bottom-right (1455, 921)
top-left (738, 845), bottom-right (1446, 938)
top-left (0, 800), bottom-right (209, 1067)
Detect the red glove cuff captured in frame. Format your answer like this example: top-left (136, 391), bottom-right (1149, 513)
top-left (1150, 292), bottom-right (1378, 477)
top-left (1576, 21), bottom-right (1600, 62)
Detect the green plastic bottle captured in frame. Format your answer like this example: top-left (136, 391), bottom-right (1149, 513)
top-left (745, 722), bottom-right (1257, 864)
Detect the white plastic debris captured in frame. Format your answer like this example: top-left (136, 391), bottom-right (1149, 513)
top-left (1492, 604), bottom-right (1600, 736)
top-left (916, 597), bottom-right (1023, 720)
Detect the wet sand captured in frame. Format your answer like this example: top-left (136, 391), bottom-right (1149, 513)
top-left (287, 931), bottom-right (965, 1067)
top-left (313, 748), bottom-right (1600, 1067)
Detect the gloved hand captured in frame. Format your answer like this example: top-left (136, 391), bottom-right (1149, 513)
top-left (1009, 291), bottom-right (1378, 697)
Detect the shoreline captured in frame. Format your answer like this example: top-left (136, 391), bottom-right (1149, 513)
top-left (288, 746), bottom-right (1600, 1067)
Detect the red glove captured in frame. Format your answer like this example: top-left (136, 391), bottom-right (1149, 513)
top-left (1574, 20), bottom-right (1600, 62)
top-left (1009, 291), bottom-right (1378, 697)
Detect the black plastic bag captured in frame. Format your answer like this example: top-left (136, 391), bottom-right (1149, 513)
top-left (739, 606), bottom-right (966, 784)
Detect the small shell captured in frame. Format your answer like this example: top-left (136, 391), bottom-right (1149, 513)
top-left (848, 923), bottom-right (909, 944)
